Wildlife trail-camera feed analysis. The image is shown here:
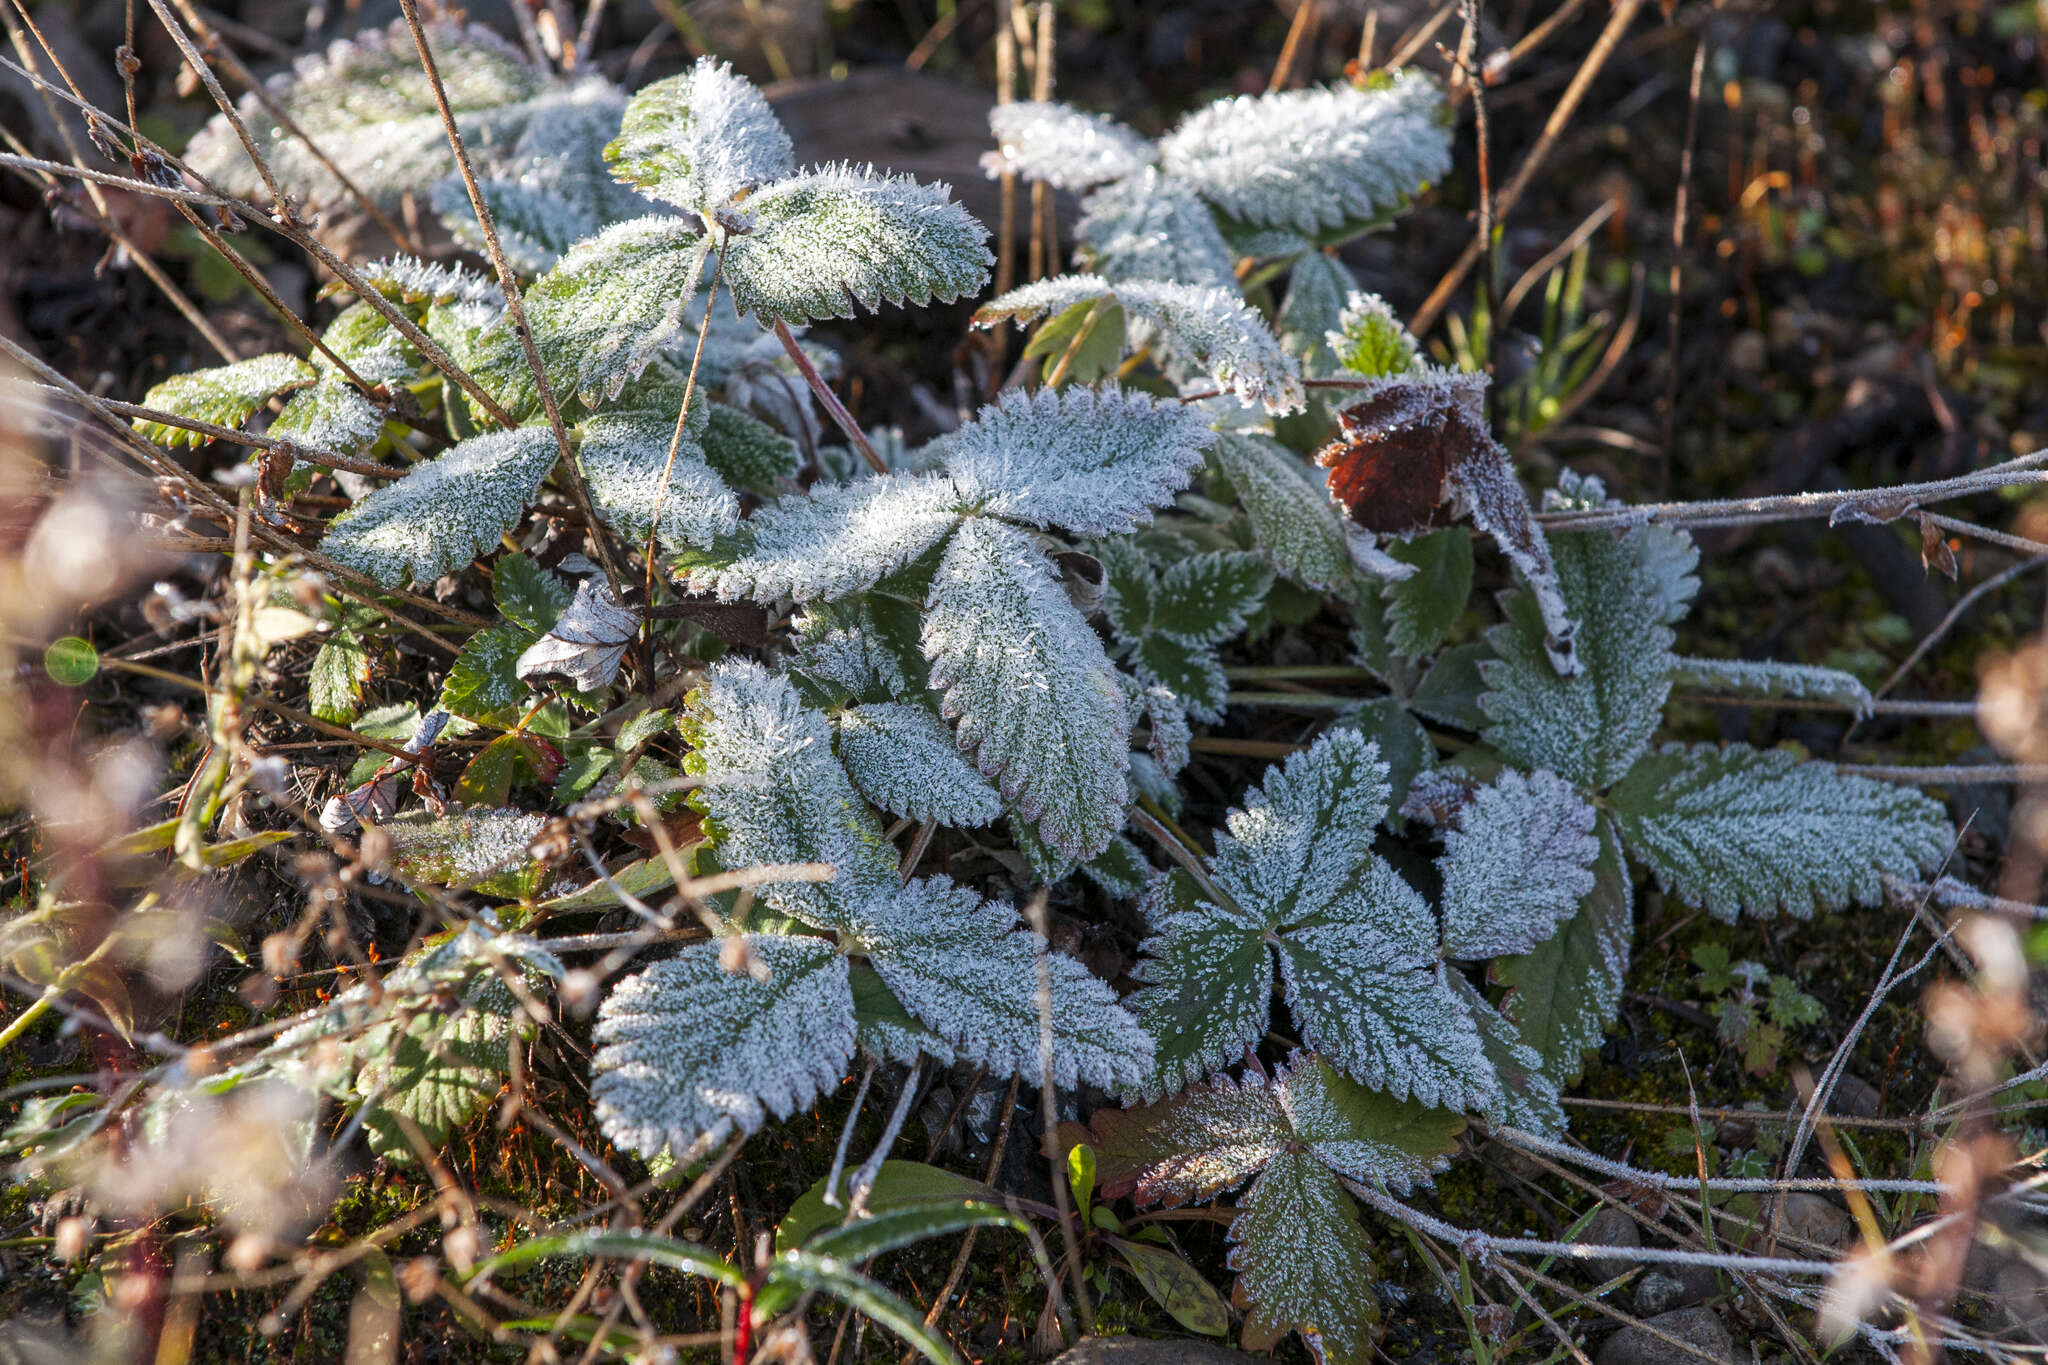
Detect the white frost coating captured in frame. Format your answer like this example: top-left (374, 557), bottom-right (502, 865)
top-left (1669, 656), bottom-right (1875, 719)
top-left (272, 377), bottom-right (386, 460)
top-left (791, 604), bottom-right (908, 700)
top-left (515, 578), bottom-right (639, 692)
top-left (681, 472), bottom-right (965, 602)
top-left (353, 254), bottom-right (501, 308)
top-left (1324, 289), bottom-right (1421, 379)
top-left (1436, 769), bottom-right (1599, 959)
top-left (575, 411), bottom-right (741, 552)
top-left (721, 164), bottom-right (993, 324)
top-left (1230, 1151), bottom-right (1379, 1365)
top-left (1076, 169), bottom-right (1238, 289)
top-left (1148, 551), bottom-right (1273, 647)
top-left (1207, 729), bottom-right (1390, 925)
top-left (136, 354), bottom-right (316, 447)
top-left (983, 100), bottom-right (1155, 189)
top-left (604, 56), bottom-right (795, 213)
top-left (835, 702), bottom-right (1002, 828)
top-left (931, 385), bottom-right (1216, 536)
top-left (923, 519), bottom-right (1132, 861)
top-left (1609, 742), bottom-right (1953, 921)
top-left (1274, 251), bottom-right (1357, 375)
top-left (1158, 71), bottom-right (1453, 235)
top-left (1209, 432), bottom-right (1353, 589)
top-left (590, 934), bottom-right (854, 1163)
top-left (977, 275), bottom-right (1304, 415)
top-left (319, 427), bottom-right (559, 587)
top-left (854, 877), bottom-right (1153, 1090)
top-left (383, 809), bottom-right (547, 887)
top-left (1450, 975), bottom-right (1565, 1137)
top-left (682, 659), bottom-right (897, 929)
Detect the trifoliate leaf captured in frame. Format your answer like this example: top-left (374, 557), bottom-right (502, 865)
top-left (492, 554), bottom-right (571, 636)
top-left (472, 215), bottom-right (710, 415)
top-left (604, 56), bottom-right (794, 214)
top-left (922, 518), bottom-right (1131, 861)
top-left (1669, 655), bottom-right (1875, 719)
top-left (1449, 975), bottom-right (1564, 1138)
top-left (932, 385), bottom-right (1216, 537)
top-left (591, 933), bottom-right (855, 1163)
top-left (134, 354), bottom-right (316, 447)
top-left (680, 659), bottom-right (897, 930)
top-left (1232, 1151), bottom-right (1381, 1365)
top-left (1076, 168), bottom-right (1238, 289)
top-left (721, 164), bottom-right (993, 324)
top-left (982, 100), bottom-right (1154, 189)
top-left (1209, 432), bottom-right (1353, 589)
top-left (1150, 551), bottom-right (1273, 646)
top-left (576, 411), bottom-right (741, 551)
top-left (1382, 528), bottom-right (1473, 659)
top-left (441, 626), bottom-right (533, 721)
top-left (1158, 72), bottom-right (1452, 236)
top-left (309, 630), bottom-right (371, 724)
top-left (1609, 743), bottom-right (1952, 921)
top-left (1481, 524), bottom-right (1700, 789)
top-left (271, 376), bottom-right (386, 459)
top-left (977, 275), bottom-right (1303, 414)
top-left (701, 402), bottom-right (800, 492)
top-left (834, 702), bottom-right (1001, 828)
top-left (680, 472), bottom-right (965, 602)
top-left (321, 427), bottom-right (560, 587)
top-left (1433, 769), bottom-right (1598, 958)
top-left (853, 877), bottom-right (1152, 1090)
top-left (1326, 290), bottom-right (1421, 379)
top-left (1495, 814), bottom-right (1632, 1083)
top-left (1276, 251), bottom-right (1358, 375)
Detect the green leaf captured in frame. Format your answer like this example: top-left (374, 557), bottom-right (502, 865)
top-left (576, 411), bottom-right (740, 552)
top-left (321, 427), bottom-right (561, 588)
top-left (1107, 1235), bottom-right (1230, 1337)
top-left (469, 1230), bottom-right (742, 1290)
top-left (357, 977), bottom-right (528, 1161)
top-left (848, 959), bottom-right (956, 1067)
top-left (1408, 643), bottom-right (1490, 730)
top-left (538, 854), bottom-right (676, 912)
top-left (1608, 743), bottom-right (1952, 921)
top-left (383, 809), bottom-right (548, 898)
top-left (272, 375), bottom-right (386, 459)
top-left (1150, 551), bottom-right (1274, 647)
top-left (1382, 529), bottom-right (1473, 659)
top-left (1276, 250), bottom-right (1358, 374)
top-left (1067, 1142), bottom-right (1098, 1221)
top-left (1336, 698), bottom-right (1432, 820)
top-left (835, 701), bottom-right (1002, 828)
top-left (1495, 814), bottom-right (1633, 1083)
top-left (701, 402), bottom-right (800, 492)
top-left (134, 354), bottom-right (316, 446)
top-left (759, 1250), bottom-right (966, 1365)
top-left (722, 166), bottom-right (992, 325)
top-left (797, 1200), bottom-right (1025, 1274)
top-left (492, 555), bottom-right (570, 636)
top-left (1448, 974), bottom-right (1564, 1137)
top-left (1133, 633), bottom-right (1228, 723)
top-left (309, 629), bottom-right (371, 723)
top-left (603, 57), bottom-right (793, 214)
top-left (1668, 655), bottom-right (1875, 718)
top-left (1232, 1151), bottom-right (1381, 1365)
top-left (453, 734), bottom-right (524, 807)
top-left (777, 1160), bottom-right (1001, 1253)
top-left (1209, 432), bottom-right (1353, 590)
top-left (441, 626), bottom-right (535, 722)
top-left (1022, 297), bottom-right (1129, 385)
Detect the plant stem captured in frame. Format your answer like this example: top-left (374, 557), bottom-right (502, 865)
top-left (0, 936), bottom-right (117, 1052)
top-left (773, 319), bottom-right (888, 476)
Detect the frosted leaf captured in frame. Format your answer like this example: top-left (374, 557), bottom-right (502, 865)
top-left (134, 354), bottom-right (316, 447)
top-left (982, 100), bottom-right (1154, 189)
top-left (1609, 743), bottom-right (1953, 921)
top-left (977, 275), bottom-right (1303, 415)
top-left (515, 578), bottom-right (639, 692)
top-left (1075, 169), bottom-right (1237, 289)
top-left (701, 403), bottom-right (800, 492)
top-left (591, 933), bottom-right (854, 1163)
top-left (472, 215), bottom-right (710, 415)
top-left (1434, 769), bottom-right (1599, 959)
top-left (1481, 524), bottom-right (1699, 790)
top-left (853, 877), bottom-right (1152, 1091)
top-left (849, 960), bottom-right (956, 1067)
top-left (835, 702), bottom-right (1001, 828)
top-left (347, 254), bottom-right (499, 308)
top-left (270, 376), bottom-right (386, 459)
top-left (1326, 289), bottom-right (1421, 379)
top-left (1140, 684), bottom-right (1192, 778)
top-left (721, 165), bottom-right (993, 324)
top-left (1158, 72), bottom-right (1452, 235)
top-left (1275, 251), bottom-right (1358, 376)
top-left (1149, 551), bottom-right (1273, 646)
top-left (679, 473), bottom-right (964, 602)
top-left (185, 20), bottom-right (545, 210)
top-left (682, 660), bottom-right (897, 928)
top-left (382, 809), bottom-right (547, 897)
top-left (575, 411), bottom-right (741, 551)
top-left (1232, 1151), bottom-right (1381, 1365)
top-left (1449, 975), bottom-right (1565, 1138)
top-left (1206, 729), bottom-right (1390, 927)
top-left (922, 518), bottom-right (1131, 861)
top-left (1669, 656), bottom-right (1875, 719)
top-left (1129, 871), bottom-right (1274, 1098)
top-left (791, 601), bottom-right (913, 703)
top-left (604, 57), bottom-right (794, 213)
top-left (930, 385), bottom-right (1216, 536)
top-left (320, 427), bottom-right (559, 587)
top-left (1447, 443), bottom-right (1577, 673)
top-left (1091, 1054), bottom-right (1461, 1208)
top-left (1210, 432), bottom-right (1353, 589)
top-left (1495, 815), bottom-right (1632, 1082)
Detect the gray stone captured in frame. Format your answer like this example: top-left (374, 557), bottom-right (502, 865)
top-left (1632, 1272), bottom-right (1689, 1317)
top-left (1051, 1339), bottom-right (1263, 1365)
top-left (1775, 1193), bottom-right (1855, 1252)
top-left (1577, 1206), bottom-right (1644, 1281)
top-left (1594, 1307), bottom-right (1736, 1365)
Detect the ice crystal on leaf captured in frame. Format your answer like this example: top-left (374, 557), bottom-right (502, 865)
top-left (982, 100), bottom-right (1155, 189)
top-left (1450, 974), bottom-right (1565, 1136)
top-left (603, 57), bottom-right (795, 214)
top-left (931, 385), bottom-right (1216, 536)
top-left (1325, 289), bottom-right (1421, 379)
top-left (834, 702), bottom-right (1001, 828)
top-left (1669, 656), bottom-right (1875, 719)
top-left (1431, 769), bottom-right (1599, 958)
top-left (1157, 72), bottom-right (1452, 236)
top-left (1075, 169), bottom-right (1238, 290)
top-left (134, 355), bottom-right (316, 448)
top-left (319, 427), bottom-right (559, 587)
top-left (591, 933), bottom-right (855, 1163)
top-left (1494, 815), bottom-right (1632, 1083)
top-left (1232, 1152), bottom-right (1382, 1365)
top-left (680, 471), bottom-right (966, 602)
top-left (720, 165), bottom-right (993, 325)
top-left (851, 877), bottom-right (1152, 1090)
top-left (1609, 743), bottom-right (1951, 921)
top-left (382, 809), bottom-right (548, 898)
top-left (1209, 432), bottom-right (1355, 589)
top-left (575, 411), bottom-right (741, 552)
top-left (922, 518), bottom-right (1132, 862)
top-left (977, 275), bottom-right (1304, 414)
